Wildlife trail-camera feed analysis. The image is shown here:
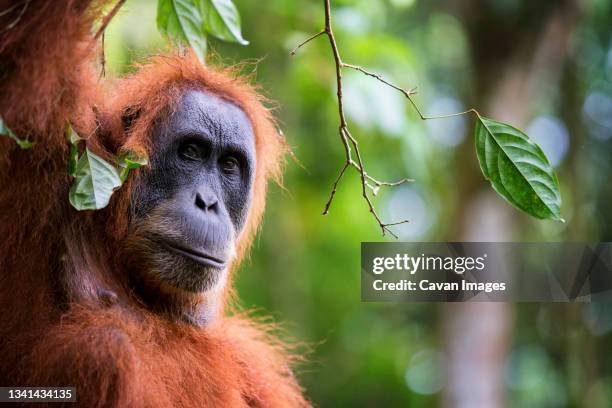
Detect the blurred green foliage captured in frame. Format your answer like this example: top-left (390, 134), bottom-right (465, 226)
top-left (106, 0), bottom-right (612, 406)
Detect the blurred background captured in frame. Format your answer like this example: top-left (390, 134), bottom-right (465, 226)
top-left (106, 0), bottom-right (612, 406)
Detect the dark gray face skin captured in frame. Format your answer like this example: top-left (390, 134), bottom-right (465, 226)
top-left (128, 90), bottom-right (255, 301)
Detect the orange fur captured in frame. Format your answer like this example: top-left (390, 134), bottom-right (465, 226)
top-left (0, 1), bottom-right (307, 406)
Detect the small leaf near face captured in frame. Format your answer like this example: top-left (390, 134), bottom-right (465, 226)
top-left (66, 122), bottom-right (81, 145)
top-left (474, 116), bottom-right (563, 221)
top-left (118, 150), bottom-right (148, 182)
top-left (69, 148), bottom-right (122, 211)
top-left (0, 117), bottom-right (34, 149)
top-left (157, 0), bottom-right (208, 63)
top-left (200, 0), bottom-right (249, 45)
top-left (14, 139), bottom-right (34, 149)
top-left (66, 122), bottom-right (82, 177)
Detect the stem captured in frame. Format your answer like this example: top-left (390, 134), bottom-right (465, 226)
top-left (290, 30), bottom-right (325, 56)
top-left (94, 0), bottom-right (126, 40)
top-left (342, 63), bottom-right (479, 121)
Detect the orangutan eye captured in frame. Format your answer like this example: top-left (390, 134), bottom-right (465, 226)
top-left (220, 156), bottom-right (240, 174)
top-left (179, 142), bottom-right (202, 161)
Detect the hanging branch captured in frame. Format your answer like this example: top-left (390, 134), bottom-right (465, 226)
top-left (291, 0), bottom-right (424, 237)
top-left (94, 0), bottom-right (126, 77)
top-left (291, 0), bottom-right (565, 235)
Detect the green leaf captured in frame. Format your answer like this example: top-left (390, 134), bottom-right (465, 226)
top-left (200, 0), bottom-right (249, 45)
top-left (65, 122), bottom-right (81, 145)
top-left (157, 0), bottom-right (208, 63)
top-left (474, 116), bottom-right (563, 221)
top-left (14, 138), bottom-right (34, 149)
top-left (118, 150), bottom-right (148, 182)
top-left (0, 117), bottom-right (34, 149)
top-left (66, 122), bottom-right (82, 177)
top-left (69, 148), bottom-right (122, 211)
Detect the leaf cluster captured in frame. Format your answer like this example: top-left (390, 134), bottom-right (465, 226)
top-left (156, 0), bottom-right (248, 63)
top-left (66, 123), bottom-right (147, 211)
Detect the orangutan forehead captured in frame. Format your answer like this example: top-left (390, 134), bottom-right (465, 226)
top-left (163, 89), bottom-right (255, 149)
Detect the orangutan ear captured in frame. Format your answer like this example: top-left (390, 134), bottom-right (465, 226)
top-left (121, 106), bottom-right (141, 134)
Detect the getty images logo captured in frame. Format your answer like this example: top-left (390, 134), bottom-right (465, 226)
top-left (371, 253), bottom-right (488, 275)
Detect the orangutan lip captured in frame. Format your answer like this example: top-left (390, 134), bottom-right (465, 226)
top-left (162, 242), bottom-right (226, 269)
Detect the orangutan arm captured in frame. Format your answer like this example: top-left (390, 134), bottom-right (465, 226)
top-left (0, 0), bottom-right (103, 150)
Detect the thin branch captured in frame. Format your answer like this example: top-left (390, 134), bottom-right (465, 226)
top-left (324, 1), bottom-right (408, 237)
top-left (291, 0), bottom-right (412, 237)
top-left (407, 100), bottom-right (479, 121)
top-left (100, 31), bottom-right (106, 78)
top-left (342, 63), bottom-right (418, 98)
top-left (322, 162), bottom-right (349, 215)
top-left (94, 0), bottom-right (126, 40)
top-left (367, 175), bottom-right (414, 188)
top-left (290, 30), bottom-right (325, 56)
top-left (342, 63), bottom-right (479, 120)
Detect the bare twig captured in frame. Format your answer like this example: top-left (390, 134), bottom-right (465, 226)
top-left (94, 0), bottom-right (126, 40)
top-left (290, 30), bottom-right (325, 55)
top-left (100, 31), bottom-right (106, 78)
top-left (291, 0), bottom-right (481, 237)
top-left (292, 0), bottom-right (416, 237)
top-left (322, 161), bottom-right (349, 215)
top-left (342, 63), bottom-right (418, 98)
top-left (342, 63), bottom-right (480, 120)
